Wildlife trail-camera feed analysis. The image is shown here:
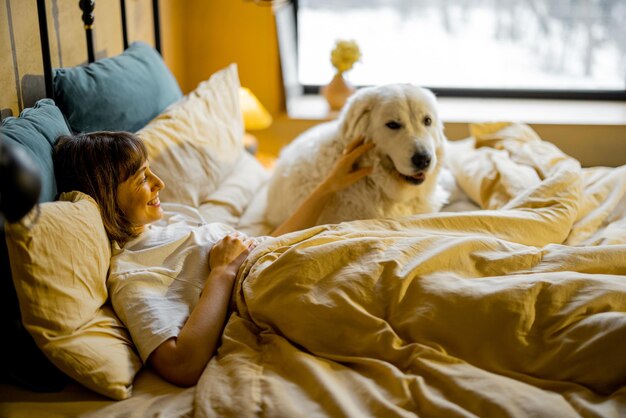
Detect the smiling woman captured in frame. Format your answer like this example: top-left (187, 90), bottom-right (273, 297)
top-left (48, 122), bottom-right (380, 389)
top-left (53, 131), bottom-right (153, 245)
top-left (116, 160), bottom-right (165, 235)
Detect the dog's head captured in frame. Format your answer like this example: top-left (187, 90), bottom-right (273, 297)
top-left (340, 84), bottom-right (446, 200)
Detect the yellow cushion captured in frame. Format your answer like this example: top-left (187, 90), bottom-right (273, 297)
top-left (5, 191), bottom-right (142, 400)
top-left (138, 64), bottom-right (245, 207)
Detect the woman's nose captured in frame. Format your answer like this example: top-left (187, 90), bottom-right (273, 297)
top-left (151, 174), bottom-right (165, 191)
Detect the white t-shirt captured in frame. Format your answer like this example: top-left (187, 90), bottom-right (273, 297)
top-left (107, 204), bottom-right (237, 362)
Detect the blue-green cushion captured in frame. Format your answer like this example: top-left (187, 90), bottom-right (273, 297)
top-left (0, 98), bottom-right (71, 203)
top-left (1, 98), bottom-right (70, 391)
top-left (53, 41), bottom-right (182, 133)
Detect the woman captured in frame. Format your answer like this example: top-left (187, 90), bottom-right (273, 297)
top-left (53, 131), bottom-right (374, 387)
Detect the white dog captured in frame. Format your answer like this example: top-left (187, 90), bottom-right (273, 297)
top-left (265, 83), bottom-right (449, 227)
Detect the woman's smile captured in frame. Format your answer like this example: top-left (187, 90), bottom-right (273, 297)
top-left (147, 196), bottom-right (161, 207)
top-left (117, 161), bottom-right (165, 229)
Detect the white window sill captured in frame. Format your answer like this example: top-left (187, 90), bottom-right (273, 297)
top-left (287, 94), bottom-right (626, 126)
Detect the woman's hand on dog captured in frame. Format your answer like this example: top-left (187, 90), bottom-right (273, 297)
top-left (323, 136), bottom-right (375, 193)
top-left (270, 136), bottom-right (374, 236)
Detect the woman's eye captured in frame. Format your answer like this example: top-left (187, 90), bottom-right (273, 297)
top-left (423, 116), bottom-right (432, 126)
top-left (386, 121), bottom-right (402, 130)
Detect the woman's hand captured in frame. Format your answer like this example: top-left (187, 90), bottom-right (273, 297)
top-left (151, 232), bottom-right (257, 388)
top-left (321, 136), bottom-right (375, 193)
top-left (270, 136), bottom-right (375, 237)
top-left (209, 233), bottom-right (256, 274)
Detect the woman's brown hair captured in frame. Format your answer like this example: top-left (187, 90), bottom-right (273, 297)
top-left (53, 131), bottom-right (148, 245)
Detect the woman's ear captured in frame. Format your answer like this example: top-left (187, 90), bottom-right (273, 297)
top-left (340, 87), bottom-right (375, 141)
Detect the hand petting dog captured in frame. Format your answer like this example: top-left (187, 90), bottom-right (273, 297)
top-left (266, 83), bottom-right (449, 227)
top-left (322, 136), bottom-right (375, 194)
top-left (270, 135), bottom-right (375, 237)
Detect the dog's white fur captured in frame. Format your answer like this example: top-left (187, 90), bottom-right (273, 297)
top-left (265, 84), bottom-right (449, 227)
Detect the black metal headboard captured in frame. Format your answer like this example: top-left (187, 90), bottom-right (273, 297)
top-left (35, 0), bottom-right (162, 99)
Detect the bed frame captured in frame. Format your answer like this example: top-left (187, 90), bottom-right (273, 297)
top-left (35, 0), bottom-right (162, 99)
top-left (0, 0), bottom-right (166, 393)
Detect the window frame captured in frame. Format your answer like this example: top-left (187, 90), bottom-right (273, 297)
top-left (286, 0), bottom-right (626, 102)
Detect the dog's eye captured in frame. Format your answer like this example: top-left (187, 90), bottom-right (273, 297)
top-left (386, 121), bottom-right (402, 130)
top-left (423, 116), bottom-right (432, 126)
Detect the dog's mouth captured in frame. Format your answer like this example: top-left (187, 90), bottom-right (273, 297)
top-left (381, 155), bottom-right (426, 185)
top-left (399, 172), bottom-right (425, 185)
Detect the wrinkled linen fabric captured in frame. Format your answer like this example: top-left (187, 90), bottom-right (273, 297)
top-left (195, 123), bottom-right (626, 418)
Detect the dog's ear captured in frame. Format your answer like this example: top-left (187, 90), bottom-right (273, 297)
top-left (421, 86), bottom-right (448, 150)
top-left (340, 87), bottom-right (376, 141)
top-left (434, 121), bottom-right (448, 163)
top-left (434, 119), bottom-right (447, 147)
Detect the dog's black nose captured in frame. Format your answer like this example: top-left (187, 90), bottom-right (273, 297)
top-left (411, 152), bottom-right (431, 170)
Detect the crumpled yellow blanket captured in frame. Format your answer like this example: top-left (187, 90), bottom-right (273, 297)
top-left (195, 123), bottom-right (626, 418)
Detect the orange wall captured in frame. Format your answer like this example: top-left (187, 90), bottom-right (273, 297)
top-left (159, 0), bottom-right (287, 155)
top-left (166, 1), bottom-right (284, 116)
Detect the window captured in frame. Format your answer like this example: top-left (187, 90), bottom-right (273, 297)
top-left (287, 0), bottom-right (626, 100)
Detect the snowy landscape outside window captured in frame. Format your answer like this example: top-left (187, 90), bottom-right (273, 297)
top-left (295, 0), bottom-right (626, 99)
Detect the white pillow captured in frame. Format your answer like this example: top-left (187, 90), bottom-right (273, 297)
top-left (198, 152), bottom-right (270, 228)
top-left (138, 64), bottom-right (245, 207)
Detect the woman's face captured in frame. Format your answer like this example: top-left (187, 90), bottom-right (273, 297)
top-left (116, 160), bottom-right (165, 232)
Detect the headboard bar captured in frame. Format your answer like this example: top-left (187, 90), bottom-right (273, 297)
top-left (152, 0), bottom-right (161, 53)
top-left (36, 0), bottom-right (53, 99)
top-left (120, 0), bottom-right (129, 50)
top-left (79, 0), bottom-right (96, 63)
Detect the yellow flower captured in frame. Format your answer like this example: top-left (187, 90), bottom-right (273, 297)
top-left (330, 40), bottom-right (361, 74)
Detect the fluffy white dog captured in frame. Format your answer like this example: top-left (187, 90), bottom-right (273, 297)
top-left (265, 83), bottom-right (449, 227)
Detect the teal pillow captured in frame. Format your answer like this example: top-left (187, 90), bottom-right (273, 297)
top-left (0, 98), bottom-right (71, 391)
top-left (53, 42), bottom-right (182, 133)
top-left (0, 98), bottom-right (71, 203)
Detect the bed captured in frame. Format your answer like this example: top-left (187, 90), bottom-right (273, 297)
top-left (1, 2), bottom-right (625, 418)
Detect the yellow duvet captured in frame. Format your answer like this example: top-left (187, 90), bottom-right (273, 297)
top-left (196, 123), bottom-right (626, 417)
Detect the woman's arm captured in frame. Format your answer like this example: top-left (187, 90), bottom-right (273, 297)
top-left (148, 234), bottom-right (254, 387)
top-left (271, 136), bottom-right (375, 237)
